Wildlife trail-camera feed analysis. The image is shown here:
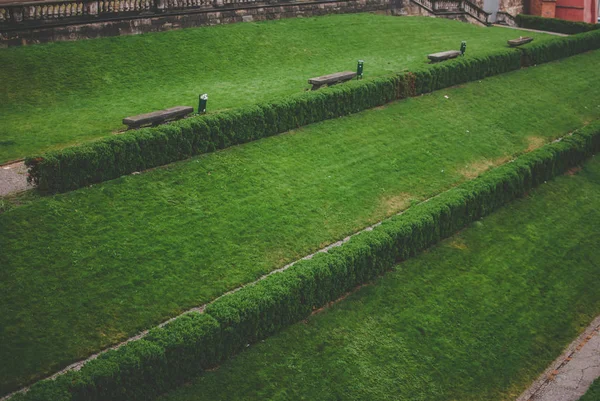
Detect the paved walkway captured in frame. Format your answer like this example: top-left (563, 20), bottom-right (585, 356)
top-left (518, 315), bottom-right (600, 401)
top-left (493, 24), bottom-right (569, 37)
top-left (0, 161), bottom-right (32, 197)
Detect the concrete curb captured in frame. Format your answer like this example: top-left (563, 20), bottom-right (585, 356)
top-left (517, 315), bottom-right (600, 401)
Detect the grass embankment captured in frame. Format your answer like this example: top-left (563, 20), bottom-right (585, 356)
top-left (157, 156), bottom-right (600, 401)
top-left (581, 379), bottom-right (600, 401)
top-left (0, 14), bottom-right (553, 163)
top-left (1, 50), bottom-right (600, 394)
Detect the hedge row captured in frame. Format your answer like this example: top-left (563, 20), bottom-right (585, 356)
top-left (26, 50), bottom-right (521, 193)
top-left (516, 14), bottom-right (600, 35)
top-left (519, 29), bottom-right (600, 66)
top-left (24, 27), bottom-right (600, 193)
top-left (14, 120), bottom-right (600, 401)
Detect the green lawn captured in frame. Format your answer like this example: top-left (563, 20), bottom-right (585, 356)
top-left (1, 49), bottom-right (600, 395)
top-left (581, 378), bottom-right (600, 401)
top-left (0, 14), bottom-right (554, 163)
top-left (158, 155), bottom-right (600, 401)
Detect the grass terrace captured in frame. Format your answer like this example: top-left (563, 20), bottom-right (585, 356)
top-left (158, 155), bottom-right (600, 401)
top-left (1, 49), bottom-right (600, 394)
top-left (581, 378), bottom-right (600, 401)
top-left (0, 14), bottom-right (554, 163)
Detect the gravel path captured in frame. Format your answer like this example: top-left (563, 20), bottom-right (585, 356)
top-left (517, 315), bottom-right (600, 401)
top-left (0, 162), bottom-right (32, 197)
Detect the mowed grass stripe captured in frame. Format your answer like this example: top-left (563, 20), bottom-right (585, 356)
top-left (157, 156), bottom-right (600, 401)
top-left (1, 49), bottom-right (600, 394)
top-left (0, 14), bottom-right (554, 162)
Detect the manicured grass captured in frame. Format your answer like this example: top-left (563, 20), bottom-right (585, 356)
top-left (581, 378), bottom-right (600, 401)
top-left (158, 156), bottom-right (600, 401)
top-left (0, 14), bottom-right (554, 163)
top-left (1, 49), bottom-right (600, 395)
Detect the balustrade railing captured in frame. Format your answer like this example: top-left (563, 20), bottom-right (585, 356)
top-left (0, 0), bottom-right (242, 27)
top-left (411, 0), bottom-right (490, 24)
top-left (1, 0), bottom-right (494, 28)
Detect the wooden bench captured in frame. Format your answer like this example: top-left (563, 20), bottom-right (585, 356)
top-left (123, 106), bottom-right (194, 129)
top-left (308, 71), bottom-right (356, 91)
top-left (427, 50), bottom-right (461, 63)
top-left (507, 37), bottom-right (533, 47)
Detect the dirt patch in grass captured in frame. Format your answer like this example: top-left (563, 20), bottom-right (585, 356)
top-left (526, 136), bottom-right (547, 152)
top-left (379, 192), bottom-right (415, 215)
top-left (459, 156), bottom-right (511, 179)
top-left (449, 237), bottom-right (468, 250)
top-left (565, 166), bottom-right (583, 176)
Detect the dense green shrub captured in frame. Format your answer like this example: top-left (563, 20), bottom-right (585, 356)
top-left (204, 122), bottom-right (600, 360)
top-left (12, 313), bottom-right (221, 401)
top-left (26, 51), bottom-right (520, 193)
top-left (519, 29), bottom-right (600, 66)
top-left (24, 28), bottom-right (600, 193)
top-left (516, 14), bottom-right (600, 35)
top-left (14, 121), bottom-right (600, 400)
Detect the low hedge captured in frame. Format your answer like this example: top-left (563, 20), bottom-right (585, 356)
top-left (14, 120), bottom-right (600, 401)
top-left (516, 14), bottom-right (600, 35)
top-left (13, 313), bottom-right (222, 401)
top-left (26, 50), bottom-right (521, 193)
top-left (519, 29), bottom-right (600, 66)
top-left (24, 26), bottom-right (600, 193)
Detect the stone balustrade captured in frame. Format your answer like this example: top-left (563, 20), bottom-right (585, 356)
top-left (0, 0), bottom-right (231, 26)
top-left (411, 0), bottom-right (489, 23)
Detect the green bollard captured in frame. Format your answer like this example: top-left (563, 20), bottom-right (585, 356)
top-left (357, 60), bottom-right (364, 80)
top-left (198, 94), bottom-right (208, 114)
top-left (460, 41), bottom-right (467, 56)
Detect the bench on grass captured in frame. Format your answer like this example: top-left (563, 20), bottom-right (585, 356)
top-left (123, 106), bottom-right (194, 129)
top-left (427, 50), bottom-right (461, 63)
top-left (308, 71), bottom-right (356, 91)
top-left (507, 37), bottom-right (533, 47)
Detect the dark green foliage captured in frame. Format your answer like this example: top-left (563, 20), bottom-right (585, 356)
top-left (143, 313), bottom-right (222, 385)
top-left (203, 120), bottom-right (600, 370)
top-left (159, 156), bottom-right (600, 401)
top-left (69, 339), bottom-right (166, 401)
top-left (15, 314), bottom-right (221, 401)
top-left (27, 40), bottom-right (599, 193)
top-left (580, 378), bottom-right (600, 401)
top-left (15, 121), bottom-right (600, 400)
top-left (25, 51), bottom-right (521, 193)
top-left (516, 14), bottom-right (600, 34)
top-left (9, 374), bottom-right (73, 401)
top-left (519, 29), bottom-right (600, 66)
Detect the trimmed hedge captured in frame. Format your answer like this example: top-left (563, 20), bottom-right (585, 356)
top-left (24, 25), bottom-right (600, 194)
top-left (12, 313), bottom-right (222, 401)
top-left (519, 29), bottom-right (600, 66)
top-left (516, 14), bottom-right (600, 35)
top-left (14, 120), bottom-right (600, 401)
top-left (26, 50), bottom-right (521, 193)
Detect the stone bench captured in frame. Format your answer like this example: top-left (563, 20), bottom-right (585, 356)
top-left (507, 37), bottom-right (534, 47)
top-left (123, 106), bottom-right (194, 129)
top-left (427, 50), bottom-right (461, 63)
top-left (308, 71), bottom-right (357, 91)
